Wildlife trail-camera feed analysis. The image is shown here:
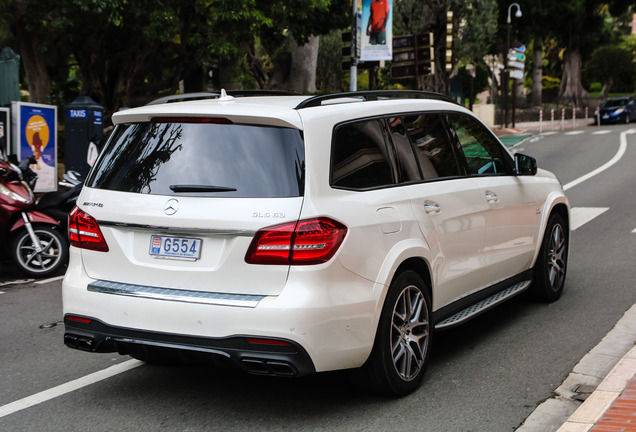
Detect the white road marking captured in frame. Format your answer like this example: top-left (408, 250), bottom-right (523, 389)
top-left (0, 279), bottom-right (34, 287)
top-left (563, 129), bottom-right (634, 191)
top-left (0, 359), bottom-right (143, 419)
top-left (570, 207), bottom-right (610, 231)
top-left (541, 131), bottom-right (558, 135)
top-left (592, 130), bottom-right (612, 135)
top-left (565, 131), bottom-right (585, 135)
top-left (34, 275), bottom-right (64, 285)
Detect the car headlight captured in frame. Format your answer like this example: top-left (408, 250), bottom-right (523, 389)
top-left (614, 108), bottom-right (625, 115)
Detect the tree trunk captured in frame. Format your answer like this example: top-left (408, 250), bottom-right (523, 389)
top-left (558, 48), bottom-right (588, 107)
top-left (600, 79), bottom-right (612, 101)
top-left (11, 0), bottom-right (51, 103)
top-left (531, 36), bottom-right (543, 107)
top-left (287, 35), bottom-right (319, 94)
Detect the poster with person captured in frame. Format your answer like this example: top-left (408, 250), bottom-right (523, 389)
top-left (11, 102), bottom-right (57, 192)
top-left (360, 0), bottom-right (393, 61)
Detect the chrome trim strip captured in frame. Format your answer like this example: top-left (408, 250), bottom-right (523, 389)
top-left (88, 280), bottom-right (265, 308)
top-left (97, 221), bottom-right (255, 237)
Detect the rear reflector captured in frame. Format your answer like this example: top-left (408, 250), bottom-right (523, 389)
top-left (68, 206), bottom-right (109, 252)
top-left (245, 217), bottom-right (347, 265)
top-left (66, 316), bottom-right (92, 324)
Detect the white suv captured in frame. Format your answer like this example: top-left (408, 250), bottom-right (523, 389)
top-left (63, 90), bottom-right (569, 396)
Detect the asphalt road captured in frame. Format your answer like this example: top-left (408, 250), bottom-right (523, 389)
top-left (1, 123), bottom-right (635, 431)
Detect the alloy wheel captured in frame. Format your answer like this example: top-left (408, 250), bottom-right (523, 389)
top-left (390, 285), bottom-right (430, 381)
top-left (547, 223), bottom-right (567, 291)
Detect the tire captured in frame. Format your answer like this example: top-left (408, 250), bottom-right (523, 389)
top-left (354, 270), bottom-right (432, 396)
top-left (532, 214), bottom-right (568, 302)
top-left (11, 226), bottom-right (68, 277)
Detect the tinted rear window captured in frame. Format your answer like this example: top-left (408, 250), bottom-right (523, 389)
top-left (86, 122), bottom-right (305, 198)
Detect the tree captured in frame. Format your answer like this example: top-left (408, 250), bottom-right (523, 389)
top-left (584, 45), bottom-right (636, 99)
top-left (0, 0), bottom-right (349, 115)
top-left (392, 0), bottom-right (498, 92)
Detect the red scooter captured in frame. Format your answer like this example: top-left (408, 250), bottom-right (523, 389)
top-left (0, 148), bottom-right (68, 277)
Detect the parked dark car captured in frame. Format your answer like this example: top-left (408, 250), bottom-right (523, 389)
top-left (598, 97), bottom-right (636, 124)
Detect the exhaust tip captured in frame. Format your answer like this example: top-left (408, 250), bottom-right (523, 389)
top-left (64, 334), bottom-right (96, 352)
top-left (241, 358), bottom-right (297, 377)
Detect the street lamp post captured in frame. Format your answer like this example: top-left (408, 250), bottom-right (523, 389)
top-left (504, 2), bottom-right (522, 128)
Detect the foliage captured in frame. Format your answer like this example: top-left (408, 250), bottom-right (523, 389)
top-left (316, 28), bottom-right (348, 93)
top-left (0, 0), bottom-right (349, 115)
top-left (583, 45), bottom-right (636, 94)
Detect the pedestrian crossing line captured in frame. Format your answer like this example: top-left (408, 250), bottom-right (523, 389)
top-left (570, 207), bottom-right (609, 231)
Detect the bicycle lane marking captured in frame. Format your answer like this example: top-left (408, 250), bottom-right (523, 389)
top-left (0, 359), bottom-right (143, 419)
top-left (563, 129), bottom-right (635, 191)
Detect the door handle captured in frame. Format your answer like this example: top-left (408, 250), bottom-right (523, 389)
top-left (485, 191), bottom-right (499, 204)
top-left (424, 201), bottom-right (441, 214)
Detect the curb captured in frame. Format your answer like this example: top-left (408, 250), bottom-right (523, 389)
top-left (558, 346), bottom-right (636, 431)
top-left (517, 304), bottom-right (636, 431)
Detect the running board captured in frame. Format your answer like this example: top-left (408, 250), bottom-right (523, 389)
top-left (435, 280), bottom-right (532, 330)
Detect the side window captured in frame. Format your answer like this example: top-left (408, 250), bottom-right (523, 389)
top-left (403, 113), bottom-right (461, 179)
top-left (449, 114), bottom-right (513, 175)
top-left (331, 119), bottom-right (395, 189)
top-left (386, 117), bottom-right (422, 183)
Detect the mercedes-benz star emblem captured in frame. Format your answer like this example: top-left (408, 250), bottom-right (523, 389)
top-left (164, 199), bottom-right (179, 215)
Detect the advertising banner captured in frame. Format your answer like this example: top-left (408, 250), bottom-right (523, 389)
top-left (0, 107), bottom-right (9, 155)
top-left (360, 0), bottom-right (393, 61)
top-left (11, 102), bottom-right (57, 192)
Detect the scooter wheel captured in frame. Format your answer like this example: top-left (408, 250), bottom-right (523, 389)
top-left (11, 226), bottom-right (68, 278)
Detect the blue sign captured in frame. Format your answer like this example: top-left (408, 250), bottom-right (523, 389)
top-left (94, 110), bottom-right (103, 125)
top-left (67, 109), bottom-right (88, 119)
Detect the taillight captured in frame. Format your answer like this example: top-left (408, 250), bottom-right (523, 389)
top-left (245, 217), bottom-right (347, 265)
top-left (68, 206), bottom-right (109, 252)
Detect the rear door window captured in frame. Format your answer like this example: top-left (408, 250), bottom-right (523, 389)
top-left (86, 121), bottom-right (305, 198)
top-left (403, 113), bottom-right (462, 179)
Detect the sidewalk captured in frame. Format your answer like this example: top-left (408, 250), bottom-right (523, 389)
top-left (519, 304), bottom-right (636, 431)
top-left (493, 118), bottom-right (596, 136)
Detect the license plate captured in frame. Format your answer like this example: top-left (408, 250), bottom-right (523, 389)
top-left (149, 235), bottom-right (202, 261)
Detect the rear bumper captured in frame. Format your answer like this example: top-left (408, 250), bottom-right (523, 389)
top-left (64, 316), bottom-right (315, 377)
top-left (62, 247), bottom-right (382, 373)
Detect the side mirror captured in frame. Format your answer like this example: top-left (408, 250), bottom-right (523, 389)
top-left (514, 153), bottom-right (537, 176)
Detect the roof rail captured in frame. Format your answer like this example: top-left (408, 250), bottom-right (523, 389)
top-left (295, 90), bottom-right (456, 109)
top-left (146, 90), bottom-right (301, 106)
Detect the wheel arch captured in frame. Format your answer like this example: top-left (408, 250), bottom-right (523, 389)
top-left (530, 198), bottom-right (570, 268)
top-left (392, 258), bottom-right (433, 305)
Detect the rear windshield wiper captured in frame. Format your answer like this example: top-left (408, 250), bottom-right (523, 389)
top-left (169, 184), bottom-right (237, 193)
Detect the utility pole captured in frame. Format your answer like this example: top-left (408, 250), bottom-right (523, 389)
top-left (350, 0), bottom-right (358, 92)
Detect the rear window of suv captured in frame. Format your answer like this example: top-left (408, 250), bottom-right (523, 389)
top-left (86, 121), bottom-right (305, 198)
